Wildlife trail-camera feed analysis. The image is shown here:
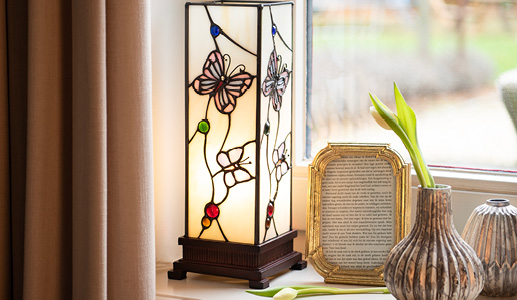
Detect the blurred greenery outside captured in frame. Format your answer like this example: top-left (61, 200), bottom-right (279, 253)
top-left (313, 28), bottom-right (517, 78)
top-left (309, 1), bottom-right (517, 170)
top-left (312, 4), bottom-right (517, 77)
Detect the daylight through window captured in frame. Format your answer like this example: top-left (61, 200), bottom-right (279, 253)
top-left (308, 0), bottom-right (517, 172)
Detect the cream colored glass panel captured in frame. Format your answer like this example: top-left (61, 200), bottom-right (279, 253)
top-left (259, 3), bottom-right (293, 242)
top-left (187, 4), bottom-right (258, 244)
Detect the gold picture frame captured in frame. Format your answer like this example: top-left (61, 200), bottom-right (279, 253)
top-left (306, 143), bottom-right (411, 286)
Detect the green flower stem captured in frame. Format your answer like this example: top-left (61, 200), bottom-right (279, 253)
top-left (415, 146), bottom-right (435, 188)
top-left (246, 286), bottom-right (322, 297)
top-left (296, 287), bottom-right (390, 296)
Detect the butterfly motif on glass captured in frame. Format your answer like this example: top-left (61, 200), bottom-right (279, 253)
top-left (272, 141), bottom-right (290, 181)
top-left (192, 50), bottom-right (255, 114)
top-left (261, 49), bottom-right (290, 111)
top-left (216, 145), bottom-right (254, 188)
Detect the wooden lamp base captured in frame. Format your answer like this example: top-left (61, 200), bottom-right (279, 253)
top-left (168, 230), bottom-right (307, 289)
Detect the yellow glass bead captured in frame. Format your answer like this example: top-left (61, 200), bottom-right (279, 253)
top-left (202, 217), bottom-right (211, 228)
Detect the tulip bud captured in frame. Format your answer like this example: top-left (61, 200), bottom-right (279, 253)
top-left (273, 287), bottom-right (298, 300)
top-left (369, 106), bottom-right (393, 130)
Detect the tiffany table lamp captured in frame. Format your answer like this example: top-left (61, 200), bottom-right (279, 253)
top-left (168, 0), bottom-right (306, 289)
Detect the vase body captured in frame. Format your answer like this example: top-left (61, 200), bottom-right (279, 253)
top-left (461, 199), bottom-right (517, 297)
top-left (384, 185), bottom-right (484, 300)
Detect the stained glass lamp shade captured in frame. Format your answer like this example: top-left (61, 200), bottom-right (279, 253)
top-left (167, 1), bottom-right (306, 289)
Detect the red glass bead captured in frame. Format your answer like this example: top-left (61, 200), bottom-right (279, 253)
top-left (206, 203), bottom-right (219, 219)
top-left (267, 203), bottom-right (274, 217)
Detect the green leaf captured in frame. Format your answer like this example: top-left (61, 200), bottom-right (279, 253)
top-left (394, 82), bottom-right (417, 146)
top-left (296, 287), bottom-right (389, 296)
top-left (393, 83), bottom-right (435, 188)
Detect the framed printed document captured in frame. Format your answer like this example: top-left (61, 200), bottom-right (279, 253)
top-left (306, 143), bottom-right (411, 286)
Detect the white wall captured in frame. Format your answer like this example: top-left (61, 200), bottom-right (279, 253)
top-left (152, 0), bottom-right (185, 266)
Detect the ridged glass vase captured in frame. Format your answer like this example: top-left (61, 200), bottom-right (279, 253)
top-left (384, 185), bottom-right (485, 300)
top-left (461, 198), bottom-right (517, 297)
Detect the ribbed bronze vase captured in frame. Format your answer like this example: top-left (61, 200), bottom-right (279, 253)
top-left (384, 185), bottom-right (485, 300)
top-left (462, 199), bottom-right (517, 297)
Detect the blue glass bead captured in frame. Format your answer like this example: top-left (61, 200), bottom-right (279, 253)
top-left (272, 25), bottom-right (277, 36)
top-left (210, 25), bottom-right (220, 37)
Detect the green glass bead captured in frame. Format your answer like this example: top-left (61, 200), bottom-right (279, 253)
top-left (263, 121), bottom-right (270, 136)
top-left (198, 120), bottom-right (210, 134)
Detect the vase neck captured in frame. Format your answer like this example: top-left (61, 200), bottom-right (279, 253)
top-left (416, 186), bottom-right (454, 229)
top-left (486, 198), bottom-right (510, 207)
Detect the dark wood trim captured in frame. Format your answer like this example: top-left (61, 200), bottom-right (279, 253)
top-left (169, 230), bottom-right (306, 289)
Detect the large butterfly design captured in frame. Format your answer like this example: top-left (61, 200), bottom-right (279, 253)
top-left (216, 146), bottom-right (254, 188)
top-left (272, 142), bottom-right (289, 181)
top-left (261, 49), bottom-right (290, 111)
top-left (192, 50), bottom-right (255, 114)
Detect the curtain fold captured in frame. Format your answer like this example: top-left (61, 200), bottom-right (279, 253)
top-left (5, 0), bottom-right (29, 298)
top-left (72, 0), bottom-right (108, 299)
top-left (1, 0), bottom-right (156, 299)
top-left (0, 0), bottom-right (11, 298)
top-left (105, 0), bottom-right (155, 299)
top-left (23, 0), bottom-right (73, 297)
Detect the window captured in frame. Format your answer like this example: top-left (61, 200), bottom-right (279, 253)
top-left (306, 0), bottom-right (517, 171)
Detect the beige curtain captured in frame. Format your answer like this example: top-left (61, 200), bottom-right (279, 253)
top-left (1, 0), bottom-right (155, 299)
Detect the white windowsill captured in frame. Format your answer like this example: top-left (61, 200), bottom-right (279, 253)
top-left (293, 159), bottom-right (517, 195)
top-left (156, 232), bottom-right (506, 300)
